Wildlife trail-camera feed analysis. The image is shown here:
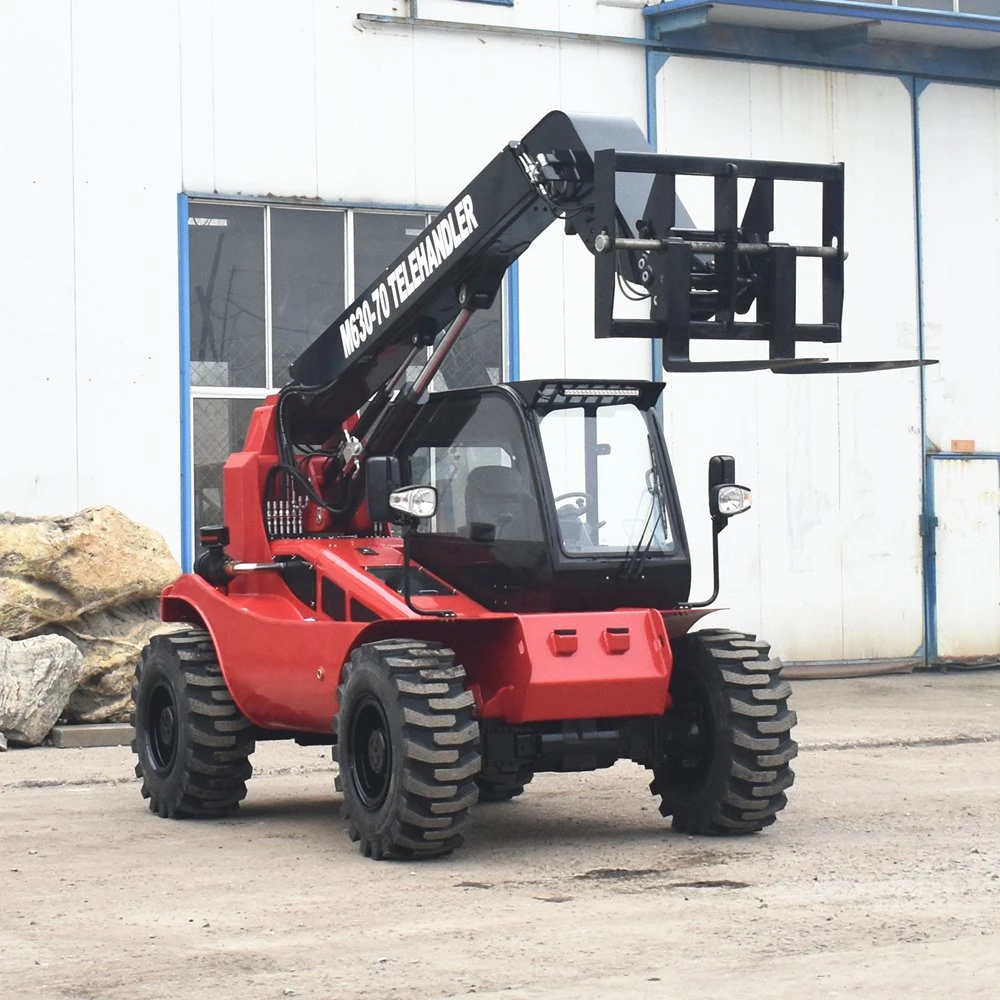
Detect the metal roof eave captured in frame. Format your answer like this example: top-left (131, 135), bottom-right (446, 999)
top-left (644, 1), bottom-right (1000, 85)
top-left (645, 0), bottom-right (1000, 41)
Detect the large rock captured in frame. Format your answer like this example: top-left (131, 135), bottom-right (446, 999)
top-left (54, 601), bottom-right (182, 724)
top-left (0, 507), bottom-right (180, 638)
top-left (0, 635), bottom-right (85, 745)
top-left (0, 507), bottom-right (181, 733)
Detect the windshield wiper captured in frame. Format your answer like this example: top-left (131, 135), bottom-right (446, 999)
top-left (618, 439), bottom-right (668, 580)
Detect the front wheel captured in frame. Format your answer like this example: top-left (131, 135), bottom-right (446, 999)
top-left (650, 629), bottom-right (797, 834)
top-left (131, 628), bottom-right (255, 818)
top-left (335, 639), bottom-right (481, 860)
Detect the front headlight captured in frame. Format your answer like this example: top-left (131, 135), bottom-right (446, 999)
top-left (389, 485), bottom-right (438, 519)
top-left (716, 485), bottom-right (752, 516)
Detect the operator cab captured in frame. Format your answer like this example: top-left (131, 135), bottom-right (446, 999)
top-left (397, 379), bottom-right (692, 612)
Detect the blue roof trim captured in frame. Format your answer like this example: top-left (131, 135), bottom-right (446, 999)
top-left (644, 1), bottom-right (1000, 85)
top-left (183, 192), bottom-right (441, 215)
top-left (645, 0), bottom-right (1000, 35)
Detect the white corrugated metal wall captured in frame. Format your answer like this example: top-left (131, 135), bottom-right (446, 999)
top-left (0, 3), bottom-right (182, 535)
top-left (0, 0), bottom-right (650, 558)
top-left (654, 54), bottom-right (1000, 663)
top-left (2, 1), bottom-right (997, 663)
top-left (654, 58), bottom-right (924, 664)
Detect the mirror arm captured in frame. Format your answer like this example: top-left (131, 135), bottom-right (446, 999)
top-left (681, 514), bottom-right (727, 609)
top-left (400, 524), bottom-right (454, 619)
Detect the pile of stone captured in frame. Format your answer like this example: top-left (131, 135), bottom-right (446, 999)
top-left (0, 507), bottom-right (180, 747)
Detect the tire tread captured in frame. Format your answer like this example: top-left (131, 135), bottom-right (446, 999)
top-left (649, 630), bottom-right (796, 836)
top-left (336, 639), bottom-right (481, 861)
top-left (131, 627), bottom-right (255, 820)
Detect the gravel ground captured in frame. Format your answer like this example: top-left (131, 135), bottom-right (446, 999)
top-left (1, 671), bottom-right (999, 1000)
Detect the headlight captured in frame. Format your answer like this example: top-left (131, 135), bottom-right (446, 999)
top-left (716, 485), bottom-right (752, 516)
top-left (389, 486), bottom-right (438, 519)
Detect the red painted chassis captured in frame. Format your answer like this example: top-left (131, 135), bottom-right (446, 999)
top-left (162, 400), bottom-right (712, 735)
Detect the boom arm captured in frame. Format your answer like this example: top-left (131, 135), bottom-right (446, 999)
top-left (283, 111), bottom-right (654, 441)
top-left (269, 108), bottom-right (927, 536)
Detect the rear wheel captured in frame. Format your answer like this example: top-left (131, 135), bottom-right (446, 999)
top-left (131, 628), bottom-right (255, 818)
top-left (650, 629), bottom-right (797, 834)
top-left (335, 639), bottom-right (481, 860)
top-left (475, 768), bottom-right (534, 803)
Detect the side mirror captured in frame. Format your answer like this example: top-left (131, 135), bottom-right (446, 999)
top-left (686, 455), bottom-right (753, 609)
top-left (707, 455), bottom-right (735, 496)
top-left (366, 456), bottom-right (401, 524)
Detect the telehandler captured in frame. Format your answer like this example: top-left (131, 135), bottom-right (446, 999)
top-left (133, 110), bottom-right (926, 859)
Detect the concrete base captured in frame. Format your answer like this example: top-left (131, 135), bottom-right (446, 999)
top-left (48, 724), bottom-right (134, 749)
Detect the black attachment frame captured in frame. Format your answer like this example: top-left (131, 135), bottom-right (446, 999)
top-left (592, 149), bottom-right (846, 369)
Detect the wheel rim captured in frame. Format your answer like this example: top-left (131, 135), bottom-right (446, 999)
top-left (146, 681), bottom-right (179, 774)
top-left (667, 671), bottom-right (715, 793)
top-left (349, 695), bottom-right (393, 810)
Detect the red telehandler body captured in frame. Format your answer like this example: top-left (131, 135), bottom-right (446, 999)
top-left (133, 110), bottom-right (927, 859)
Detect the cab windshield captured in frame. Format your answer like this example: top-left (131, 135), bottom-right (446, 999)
top-left (538, 402), bottom-right (674, 556)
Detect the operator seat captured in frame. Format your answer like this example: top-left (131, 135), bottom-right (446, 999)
top-left (464, 466), bottom-right (542, 543)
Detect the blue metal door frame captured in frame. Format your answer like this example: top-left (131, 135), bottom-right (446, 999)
top-left (177, 194), bottom-right (193, 573)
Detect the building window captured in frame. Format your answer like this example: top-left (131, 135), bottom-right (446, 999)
top-left (903, 1), bottom-right (999, 11)
top-left (184, 199), bottom-right (505, 559)
top-left (814, 0), bottom-right (1000, 12)
top-left (957, 1), bottom-right (1000, 13)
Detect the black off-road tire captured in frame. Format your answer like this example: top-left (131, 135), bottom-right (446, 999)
top-left (475, 769), bottom-right (534, 803)
top-left (131, 628), bottom-right (255, 818)
top-left (650, 628), bottom-right (797, 834)
top-left (335, 639), bottom-right (481, 860)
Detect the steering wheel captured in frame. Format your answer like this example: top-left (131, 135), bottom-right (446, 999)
top-left (554, 492), bottom-right (595, 517)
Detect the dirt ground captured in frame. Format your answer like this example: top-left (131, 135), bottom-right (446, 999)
top-left (2, 671), bottom-right (999, 1000)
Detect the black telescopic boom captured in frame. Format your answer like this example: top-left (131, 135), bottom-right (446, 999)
top-left (282, 111), bottom-right (655, 442)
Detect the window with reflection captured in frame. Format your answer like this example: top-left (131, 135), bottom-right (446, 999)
top-left (403, 393), bottom-right (540, 543)
top-left (186, 200), bottom-right (506, 555)
top-left (539, 403), bottom-right (675, 556)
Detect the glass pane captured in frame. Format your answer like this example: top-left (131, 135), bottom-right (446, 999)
top-left (403, 394), bottom-right (539, 541)
top-left (539, 404), bottom-right (674, 555)
top-left (898, 0), bottom-right (956, 9)
top-left (960, 1), bottom-right (1000, 14)
top-left (192, 396), bottom-right (265, 542)
top-left (270, 208), bottom-right (346, 387)
top-left (354, 212), bottom-right (427, 293)
top-left (353, 211), bottom-right (503, 388)
top-left (439, 299), bottom-right (503, 389)
top-left (188, 205), bottom-right (265, 388)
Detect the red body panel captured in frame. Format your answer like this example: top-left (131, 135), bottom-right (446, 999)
top-left (167, 400), bottom-right (713, 735)
top-left (225, 397), bottom-right (280, 562)
top-left (472, 607), bottom-right (672, 722)
top-left (163, 534), bottom-right (680, 733)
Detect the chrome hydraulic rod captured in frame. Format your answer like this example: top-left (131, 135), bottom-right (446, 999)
top-left (595, 233), bottom-right (843, 258)
top-left (409, 306), bottom-right (473, 398)
top-left (228, 562), bottom-right (285, 574)
top-left (353, 343), bottom-right (425, 444)
top-left (334, 343), bottom-right (427, 477)
top-left (337, 308), bottom-right (476, 477)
